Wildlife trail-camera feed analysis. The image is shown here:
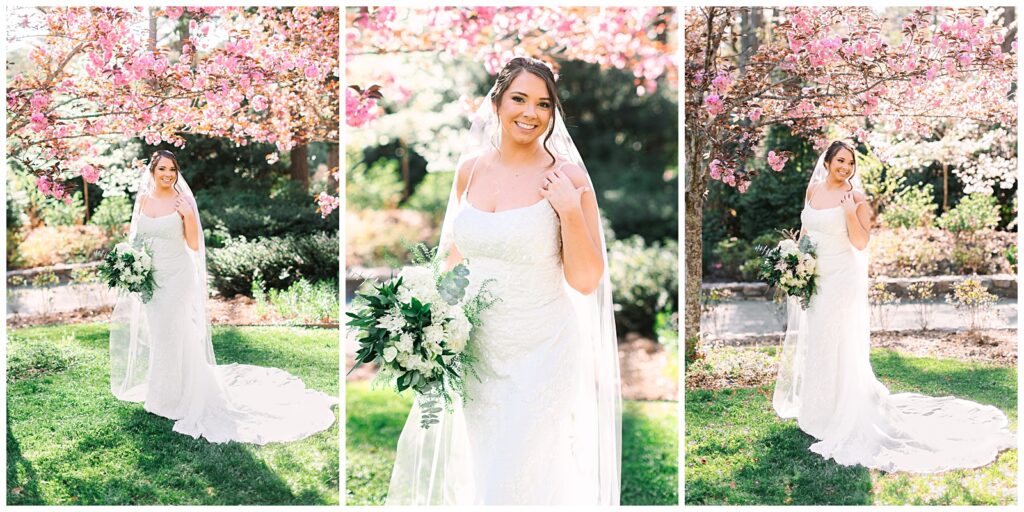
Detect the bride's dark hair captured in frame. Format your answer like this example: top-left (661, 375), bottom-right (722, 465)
top-left (490, 56), bottom-right (564, 166)
top-left (148, 149), bottom-right (182, 194)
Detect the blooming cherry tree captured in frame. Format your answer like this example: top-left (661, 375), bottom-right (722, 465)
top-left (7, 6), bottom-right (340, 214)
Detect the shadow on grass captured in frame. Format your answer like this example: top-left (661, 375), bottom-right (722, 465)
top-left (6, 325), bottom-right (337, 505)
top-left (346, 382), bottom-right (678, 506)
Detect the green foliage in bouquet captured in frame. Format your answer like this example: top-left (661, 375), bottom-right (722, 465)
top-left (97, 239), bottom-right (157, 303)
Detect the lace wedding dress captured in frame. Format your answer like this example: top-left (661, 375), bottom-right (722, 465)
top-left (386, 160), bottom-right (619, 505)
top-left (773, 202), bottom-right (1015, 472)
top-left (112, 210), bottom-right (337, 444)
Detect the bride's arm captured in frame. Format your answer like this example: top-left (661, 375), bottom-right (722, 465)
top-left (841, 190), bottom-right (872, 250)
top-left (545, 164), bottom-right (604, 295)
top-left (176, 196), bottom-right (201, 251)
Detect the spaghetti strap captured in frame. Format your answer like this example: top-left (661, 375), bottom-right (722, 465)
top-left (461, 156), bottom-right (482, 200)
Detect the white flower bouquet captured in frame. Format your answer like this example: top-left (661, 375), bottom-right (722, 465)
top-left (756, 234), bottom-right (819, 309)
top-left (347, 244), bottom-right (497, 428)
top-left (98, 239), bottom-right (157, 303)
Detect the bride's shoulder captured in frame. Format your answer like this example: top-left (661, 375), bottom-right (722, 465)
top-left (553, 159), bottom-right (587, 187)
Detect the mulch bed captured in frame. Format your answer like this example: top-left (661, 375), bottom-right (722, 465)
top-left (345, 332), bottom-right (679, 402)
top-left (7, 296), bottom-right (337, 329)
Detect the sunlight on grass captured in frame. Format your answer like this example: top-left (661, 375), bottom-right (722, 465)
top-left (6, 323), bottom-right (339, 505)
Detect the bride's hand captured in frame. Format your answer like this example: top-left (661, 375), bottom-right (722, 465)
top-left (174, 196), bottom-right (194, 219)
top-left (540, 169), bottom-right (589, 215)
top-left (840, 191), bottom-right (859, 216)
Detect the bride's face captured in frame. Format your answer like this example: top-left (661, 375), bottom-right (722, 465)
top-left (151, 156), bottom-right (179, 190)
top-left (494, 71), bottom-right (553, 147)
top-left (825, 147), bottom-right (855, 182)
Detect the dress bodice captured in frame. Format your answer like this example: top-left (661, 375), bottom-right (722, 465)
top-left (137, 213), bottom-right (189, 262)
top-left (801, 205), bottom-right (852, 257)
top-left (453, 197), bottom-right (565, 306)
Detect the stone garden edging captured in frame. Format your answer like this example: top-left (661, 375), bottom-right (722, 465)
top-left (703, 273), bottom-right (1017, 300)
top-left (6, 261), bottom-right (102, 285)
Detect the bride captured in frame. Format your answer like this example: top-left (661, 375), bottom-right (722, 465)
top-left (385, 57), bottom-right (622, 505)
top-left (773, 140), bottom-right (1016, 472)
top-left (109, 149), bottom-right (337, 444)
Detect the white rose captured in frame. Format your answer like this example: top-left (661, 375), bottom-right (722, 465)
top-left (424, 324), bottom-right (445, 345)
top-left (398, 266), bottom-right (440, 304)
top-left (396, 332), bottom-right (415, 353)
top-left (382, 346), bottom-right (398, 363)
top-left (778, 239), bottom-right (798, 256)
top-left (114, 242), bottom-right (130, 254)
top-left (804, 257), bottom-right (816, 273)
top-left (446, 313), bottom-right (472, 353)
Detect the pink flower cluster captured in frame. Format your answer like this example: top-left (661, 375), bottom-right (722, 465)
top-left (704, 94), bottom-right (725, 116)
top-left (767, 151), bottom-right (788, 172)
top-left (314, 191), bottom-right (339, 218)
top-left (346, 87), bottom-right (379, 127)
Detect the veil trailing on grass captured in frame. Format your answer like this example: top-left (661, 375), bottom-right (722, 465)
top-left (386, 83), bottom-right (622, 504)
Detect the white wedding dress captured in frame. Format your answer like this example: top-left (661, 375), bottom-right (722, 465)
top-left (385, 158), bottom-right (619, 505)
top-left (774, 202), bottom-right (1016, 472)
top-left (118, 211), bottom-right (337, 444)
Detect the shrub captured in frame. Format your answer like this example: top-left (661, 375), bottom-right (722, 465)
top-left (196, 186), bottom-right (335, 247)
top-left (404, 171), bottom-right (454, 226)
top-left (869, 227), bottom-right (1012, 277)
top-left (869, 282), bottom-right (900, 331)
top-left (608, 236), bottom-right (678, 336)
top-left (7, 333), bottom-right (85, 382)
top-left (207, 232), bottom-right (339, 297)
top-left (946, 276), bottom-right (998, 332)
top-left (937, 194), bottom-right (1001, 238)
top-left (346, 156), bottom-right (404, 211)
top-left (879, 183), bottom-right (937, 229)
top-left (90, 195), bottom-right (133, 234)
top-left (906, 281), bottom-right (936, 330)
top-left (41, 192), bottom-right (85, 226)
top-left (254, 278), bottom-right (339, 324)
top-left (741, 232), bottom-right (785, 281)
top-left (16, 225), bottom-right (113, 268)
top-left (345, 209), bottom-right (438, 268)
top-left (711, 237), bottom-right (755, 280)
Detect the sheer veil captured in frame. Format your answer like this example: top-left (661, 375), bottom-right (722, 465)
top-left (386, 83), bottom-right (622, 504)
top-left (774, 142), bottom-right (867, 418)
top-left (110, 159), bottom-right (213, 401)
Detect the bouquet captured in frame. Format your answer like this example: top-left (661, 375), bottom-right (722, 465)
top-left (98, 239), bottom-right (157, 303)
top-left (756, 233), bottom-right (819, 309)
top-left (347, 244), bottom-right (497, 428)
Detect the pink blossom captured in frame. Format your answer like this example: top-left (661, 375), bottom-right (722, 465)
top-left (144, 132), bottom-right (162, 145)
top-left (767, 150), bottom-right (788, 172)
top-left (711, 72), bottom-right (732, 94)
top-left (304, 64), bottom-right (319, 80)
top-left (30, 112), bottom-right (48, 132)
top-left (314, 191), bottom-right (339, 218)
top-left (36, 175), bottom-right (52, 195)
top-left (80, 164), bottom-right (100, 184)
top-left (704, 94), bottom-right (725, 116)
top-left (723, 174), bottom-right (736, 186)
top-left (709, 159), bottom-right (723, 179)
top-left (251, 94), bottom-right (268, 112)
top-left (738, 180), bottom-right (750, 193)
top-left (165, 7), bottom-right (184, 20)
top-left (748, 108), bottom-right (762, 122)
top-left (30, 92), bottom-right (50, 111)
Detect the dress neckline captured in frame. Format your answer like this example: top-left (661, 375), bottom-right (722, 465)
top-left (141, 211), bottom-right (180, 220)
top-left (465, 197), bottom-right (550, 215)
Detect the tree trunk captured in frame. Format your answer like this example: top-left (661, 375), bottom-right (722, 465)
top-left (327, 142), bottom-right (340, 191)
top-left (82, 175), bottom-right (90, 224)
top-left (148, 8), bottom-right (157, 52)
top-left (739, 8), bottom-right (762, 76)
top-left (683, 130), bottom-right (708, 364)
top-left (1001, 7), bottom-right (1016, 54)
top-left (400, 138), bottom-right (411, 201)
top-left (289, 143), bottom-right (309, 191)
top-left (942, 161), bottom-right (948, 212)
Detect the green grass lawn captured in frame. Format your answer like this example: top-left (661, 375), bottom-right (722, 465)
top-left (685, 349), bottom-right (1017, 505)
top-left (6, 323), bottom-right (339, 505)
top-left (345, 380), bottom-right (678, 505)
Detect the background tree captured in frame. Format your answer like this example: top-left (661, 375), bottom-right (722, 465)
top-left (6, 6), bottom-right (339, 213)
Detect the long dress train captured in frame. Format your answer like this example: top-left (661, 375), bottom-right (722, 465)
top-left (773, 203), bottom-right (1015, 472)
top-left (116, 211), bottom-right (337, 444)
